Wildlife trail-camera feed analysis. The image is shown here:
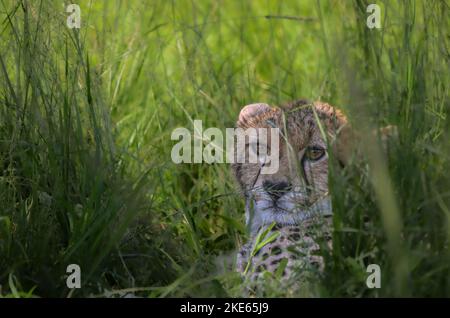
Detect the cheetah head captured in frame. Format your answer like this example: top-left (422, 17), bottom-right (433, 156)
top-left (232, 99), bottom-right (350, 234)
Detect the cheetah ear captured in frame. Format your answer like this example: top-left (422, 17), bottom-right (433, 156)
top-left (377, 125), bottom-right (398, 145)
top-left (237, 103), bottom-right (272, 127)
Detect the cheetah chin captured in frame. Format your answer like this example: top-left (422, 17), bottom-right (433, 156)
top-left (246, 195), bottom-right (333, 236)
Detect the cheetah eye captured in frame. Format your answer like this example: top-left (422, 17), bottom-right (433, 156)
top-left (247, 142), bottom-right (260, 157)
top-left (304, 146), bottom-right (325, 161)
top-left (248, 142), bottom-right (271, 165)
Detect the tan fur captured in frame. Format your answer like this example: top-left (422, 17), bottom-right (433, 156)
top-left (232, 99), bottom-right (349, 282)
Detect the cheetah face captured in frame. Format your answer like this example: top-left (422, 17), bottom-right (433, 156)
top-left (232, 100), bottom-right (349, 233)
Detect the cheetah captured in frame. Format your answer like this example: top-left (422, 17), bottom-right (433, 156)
top-left (231, 99), bottom-right (351, 284)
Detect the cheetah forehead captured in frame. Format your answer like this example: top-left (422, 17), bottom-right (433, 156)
top-left (236, 99), bottom-right (346, 135)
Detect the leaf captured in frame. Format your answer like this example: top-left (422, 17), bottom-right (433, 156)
top-left (275, 258), bottom-right (289, 279)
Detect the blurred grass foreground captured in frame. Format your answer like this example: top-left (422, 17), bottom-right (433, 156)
top-left (0, 0), bottom-right (449, 297)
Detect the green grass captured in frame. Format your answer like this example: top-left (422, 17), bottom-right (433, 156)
top-left (0, 0), bottom-right (448, 297)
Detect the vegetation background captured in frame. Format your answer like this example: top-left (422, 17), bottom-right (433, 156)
top-left (0, 0), bottom-right (448, 297)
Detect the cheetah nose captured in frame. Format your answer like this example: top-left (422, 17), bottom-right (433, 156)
top-left (263, 181), bottom-right (292, 202)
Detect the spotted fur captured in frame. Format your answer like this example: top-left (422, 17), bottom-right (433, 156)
top-left (232, 99), bottom-right (349, 283)
top-left (237, 216), bottom-right (333, 281)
